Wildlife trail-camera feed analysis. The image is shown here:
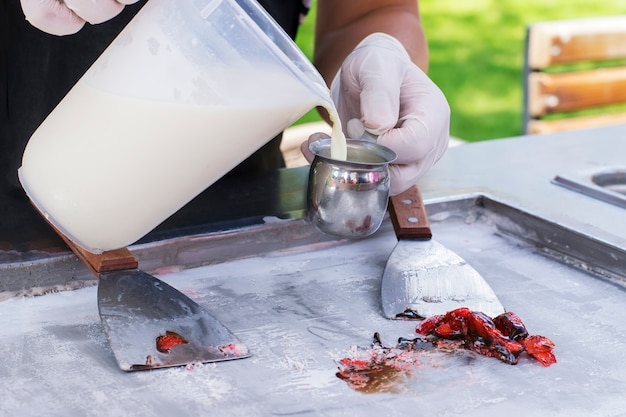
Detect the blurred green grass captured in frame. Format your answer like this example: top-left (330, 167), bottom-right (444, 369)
top-left (294, 1), bottom-right (626, 142)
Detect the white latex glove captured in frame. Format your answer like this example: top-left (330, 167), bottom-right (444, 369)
top-left (20, 0), bottom-right (141, 36)
top-left (331, 33), bottom-right (450, 195)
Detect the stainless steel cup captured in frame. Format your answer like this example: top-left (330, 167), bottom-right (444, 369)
top-left (307, 139), bottom-right (397, 238)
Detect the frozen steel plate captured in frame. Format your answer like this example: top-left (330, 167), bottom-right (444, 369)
top-left (2, 125), bottom-right (626, 415)
top-left (1, 196), bottom-right (626, 416)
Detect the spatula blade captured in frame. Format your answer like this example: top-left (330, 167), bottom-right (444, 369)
top-left (380, 185), bottom-right (505, 320)
top-left (98, 269), bottom-right (250, 371)
top-left (381, 239), bottom-right (505, 319)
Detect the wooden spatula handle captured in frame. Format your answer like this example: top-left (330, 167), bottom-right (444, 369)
top-left (67, 239), bottom-right (138, 275)
top-left (52, 225), bottom-right (138, 276)
top-left (388, 185), bottom-right (432, 240)
top-left (29, 199), bottom-right (138, 276)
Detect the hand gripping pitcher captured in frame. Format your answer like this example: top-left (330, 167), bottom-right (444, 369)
top-left (19, 0), bottom-right (338, 252)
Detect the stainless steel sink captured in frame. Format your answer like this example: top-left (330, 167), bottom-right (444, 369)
top-left (592, 169), bottom-right (626, 195)
top-left (553, 166), bottom-right (626, 209)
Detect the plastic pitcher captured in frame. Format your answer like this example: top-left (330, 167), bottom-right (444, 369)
top-left (18, 0), bottom-right (335, 253)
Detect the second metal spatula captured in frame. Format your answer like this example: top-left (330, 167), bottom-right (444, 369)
top-left (381, 185), bottom-right (505, 319)
top-left (58, 235), bottom-right (250, 371)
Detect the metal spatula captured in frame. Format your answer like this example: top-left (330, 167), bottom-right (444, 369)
top-left (59, 235), bottom-right (250, 371)
top-left (380, 185), bottom-right (505, 319)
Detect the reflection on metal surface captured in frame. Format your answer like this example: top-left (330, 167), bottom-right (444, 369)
top-left (553, 167), bottom-right (626, 209)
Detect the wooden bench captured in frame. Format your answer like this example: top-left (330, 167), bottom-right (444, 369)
top-left (522, 16), bottom-right (626, 135)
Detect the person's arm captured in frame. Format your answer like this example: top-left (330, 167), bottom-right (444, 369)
top-left (305, 0), bottom-right (450, 196)
top-left (314, 0), bottom-right (428, 86)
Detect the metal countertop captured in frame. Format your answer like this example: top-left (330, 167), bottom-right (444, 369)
top-left (421, 124), bottom-right (626, 248)
top-left (1, 125), bottom-right (626, 416)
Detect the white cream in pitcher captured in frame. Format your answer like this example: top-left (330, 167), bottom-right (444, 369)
top-left (19, 84), bottom-right (346, 253)
top-left (18, 0), bottom-right (348, 252)
top-left (19, 82), bottom-right (329, 251)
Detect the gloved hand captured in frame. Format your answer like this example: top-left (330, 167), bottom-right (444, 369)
top-left (20, 0), bottom-right (141, 36)
top-left (325, 32), bottom-right (450, 196)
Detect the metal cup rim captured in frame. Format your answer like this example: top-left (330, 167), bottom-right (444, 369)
top-left (308, 139), bottom-right (397, 167)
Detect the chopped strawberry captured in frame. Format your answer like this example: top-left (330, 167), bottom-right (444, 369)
top-left (156, 331), bottom-right (189, 353)
top-left (493, 311), bottom-right (529, 341)
top-left (523, 335), bottom-right (557, 367)
top-left (415, 308), bottom-right (555, 367)
top-left (415, 314), bottom-right (444, 335)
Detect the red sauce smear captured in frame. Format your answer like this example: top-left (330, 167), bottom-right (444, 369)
top-left (156, 330), bottom-right (189, 353)
top-left (219, 343), bottom-right (243, 356)
top-left (336, 333), bottom-right (425, 393)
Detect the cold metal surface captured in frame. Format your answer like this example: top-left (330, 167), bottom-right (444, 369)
top-left (2, 125), bottom-right (626, 414)
top-left (98, 269), bottom-right (249, 371)
top-left (475, 195), bottom-right (626, 286)
top-left (381, 239), bottom-right (505, 319)
top-left (3, 214), bottom-right (626, 415)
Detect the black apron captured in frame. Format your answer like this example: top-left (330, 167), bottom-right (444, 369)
top-left (0, 0), bottom-right (308, 241)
